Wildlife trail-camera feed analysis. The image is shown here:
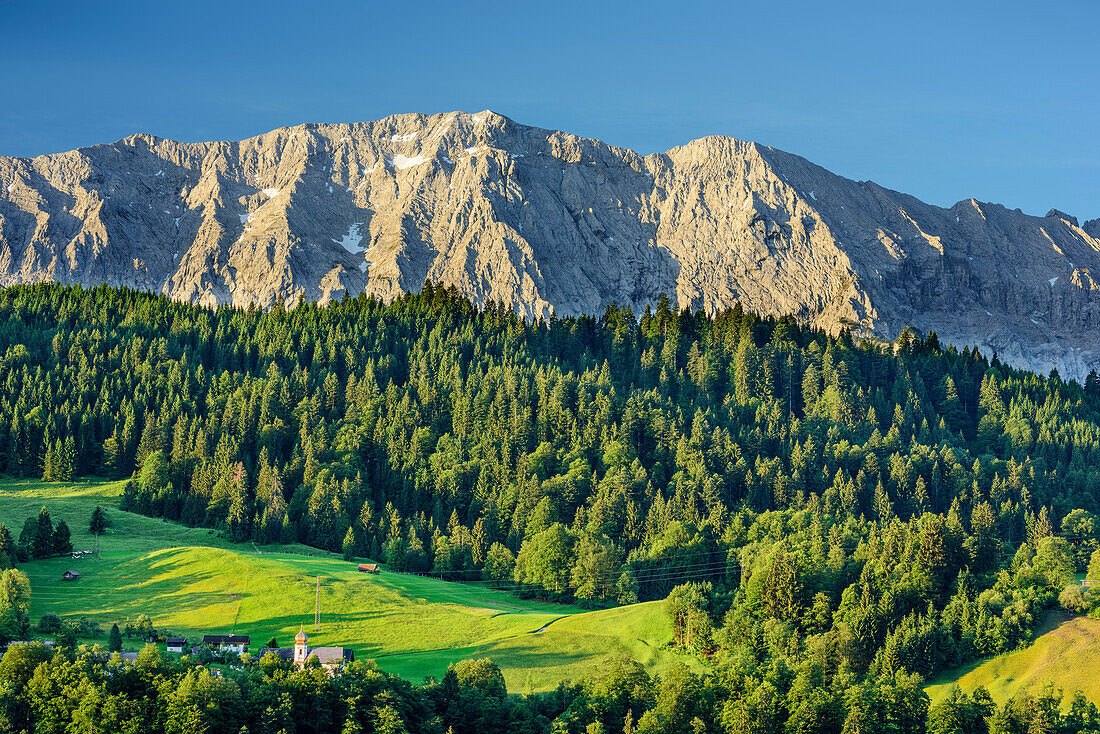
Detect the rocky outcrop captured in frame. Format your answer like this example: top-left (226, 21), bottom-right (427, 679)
top-left (2, 111), bottom-right (1098, 379)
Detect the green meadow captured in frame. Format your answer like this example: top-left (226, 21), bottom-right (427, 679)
top-left (1, 477), bottom-right (690, 691)
top-left (925, 610), bottom-right (1100, 707)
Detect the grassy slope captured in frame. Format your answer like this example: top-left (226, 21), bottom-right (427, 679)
top-left (925, 611), bottom-right (1100, 706)
top-left (375, 601), bottom-right (682, 694)
top-left (1, 477), bottom-right (689, 690)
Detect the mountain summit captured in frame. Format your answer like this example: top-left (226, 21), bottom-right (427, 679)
top-left (1, 111), bottom-right (1098, 378)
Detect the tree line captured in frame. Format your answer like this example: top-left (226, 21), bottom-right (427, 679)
top-left (1, 640), bottom-right (1097, 734)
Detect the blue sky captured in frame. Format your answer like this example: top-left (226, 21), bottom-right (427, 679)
top-left (1, 0), bottom-right (1096, 219)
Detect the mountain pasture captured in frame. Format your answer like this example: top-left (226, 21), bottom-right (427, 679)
top-left (1, 477), bottom-right (682, 690)
top-left (926, 611), bottom-right (1100, 706)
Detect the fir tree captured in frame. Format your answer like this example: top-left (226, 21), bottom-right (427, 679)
top-left (51, 520), bottom-right (72, 556)
top-left (89, 506), bottom-right (110, 534)
top-left (342, 527), bottom-right (357, 561)
top-left (108, 623), bottom-right (123, 652)
top-left (32, 507), bottom-right (53, 559)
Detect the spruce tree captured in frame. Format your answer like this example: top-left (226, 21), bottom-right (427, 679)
top-left (0, 524), bottom-right (14, 569)
top-left (108, 623), bottom-right (123, 652)
top-left (56, 437), bottom-right (76, 481)
top-left (33, 507), bottom-right (53, 559)
top-left (89, 506), bottom-right (110, 534)
top-left (342, 527), bottom-right (357, 561)
top-left (52, 520), bottom-right (72, 556)
top-left (41, 440), bottom-right (56, 481)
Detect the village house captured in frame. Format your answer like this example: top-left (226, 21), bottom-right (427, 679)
top-left (259, 628), bottom-right (353, 674)
top-left (201, 634), bottom-right (249, 654)
top-left (166, 637), bottom-right (187, 654)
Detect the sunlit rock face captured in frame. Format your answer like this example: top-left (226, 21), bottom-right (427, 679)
top-left (2, 111), bottom-right (1099, 379)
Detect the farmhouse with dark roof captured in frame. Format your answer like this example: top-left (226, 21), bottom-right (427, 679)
top-left (201, 634), bottom-right (250, 654)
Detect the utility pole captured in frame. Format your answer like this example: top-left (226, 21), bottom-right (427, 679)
top-left (314, 575), bottom-right (320, 630)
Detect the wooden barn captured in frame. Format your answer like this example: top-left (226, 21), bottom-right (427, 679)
top-left (62, 570), bottom-right (80, 580)
top-left (357, 563), bottom-right (379, 574)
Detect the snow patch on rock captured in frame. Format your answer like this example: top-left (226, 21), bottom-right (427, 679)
top-left (333, 223), bottom-right (365, 254)
top-left (392, 154), bottom-right (429, 170)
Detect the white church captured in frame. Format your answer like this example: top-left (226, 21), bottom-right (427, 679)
top-left (259, 627), bottom-right (354, 673)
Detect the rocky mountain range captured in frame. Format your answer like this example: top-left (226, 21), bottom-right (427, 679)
top-left (1, 111), bottom-right (1098, 379)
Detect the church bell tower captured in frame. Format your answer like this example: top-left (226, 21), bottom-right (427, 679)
top-left (293, 626), bottom-right (308, 666)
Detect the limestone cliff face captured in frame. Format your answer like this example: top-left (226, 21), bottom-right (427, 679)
top-left (1, 111), bottom-right (1098, 379)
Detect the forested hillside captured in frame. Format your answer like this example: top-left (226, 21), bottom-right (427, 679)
top-left (4, 282), bottom-right (1100, 733)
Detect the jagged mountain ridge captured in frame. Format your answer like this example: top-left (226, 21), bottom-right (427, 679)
top-left (1, 110), bottom-right (1099, 378)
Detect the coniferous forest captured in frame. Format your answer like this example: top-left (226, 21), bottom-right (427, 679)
top-left (4, 282), bottom-right (1100, 733)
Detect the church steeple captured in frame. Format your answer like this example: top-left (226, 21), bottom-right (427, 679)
top-left (293, 626), bottom-right (308, 665)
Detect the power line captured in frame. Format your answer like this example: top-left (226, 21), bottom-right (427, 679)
top-left (25, 562), bottom-right (733, 602)
top-left (25, 556), bottom-right (735, 595)
top-left (400, 551), bottom-right (735, 579)
top-left (408, 557), bottom-right (735, 584)
top-left (23, 547), bottom-right (742, 610)
top-left (398, 562), bottom-right (736, 596)
top-left (25, 547), bottom-right (735, 584)
top-left (26, 568), bottom-right (731, 598)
